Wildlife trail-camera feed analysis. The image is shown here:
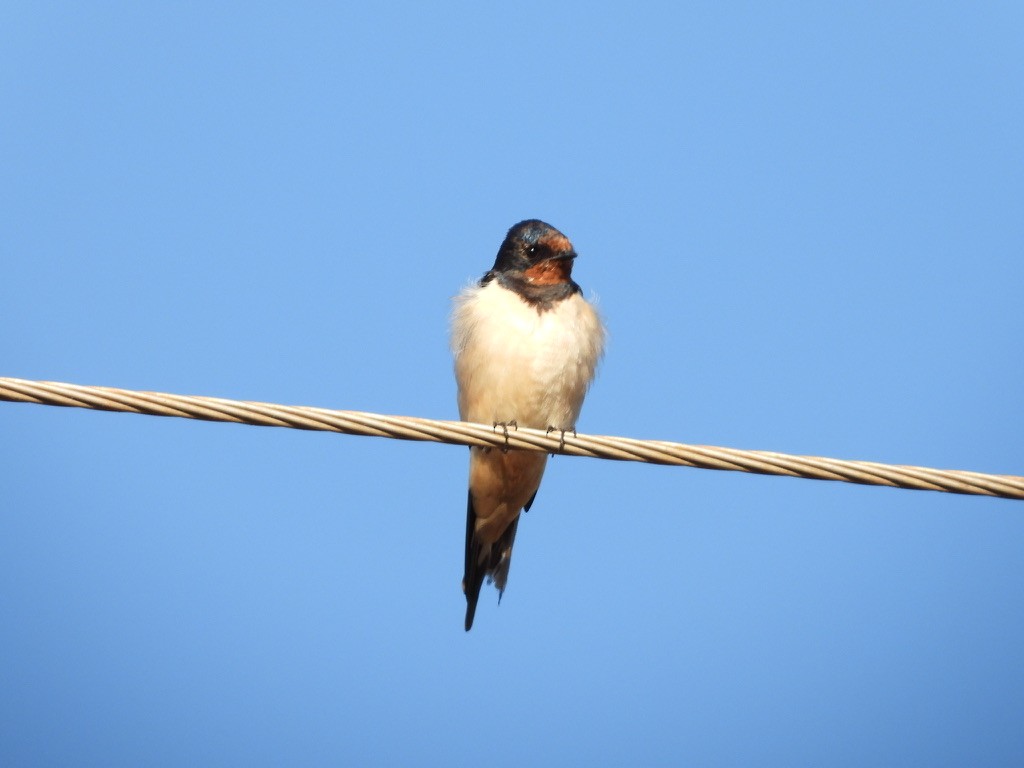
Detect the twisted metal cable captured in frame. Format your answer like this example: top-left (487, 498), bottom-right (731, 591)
top-left (1, 376), bottom-right (1021, 500)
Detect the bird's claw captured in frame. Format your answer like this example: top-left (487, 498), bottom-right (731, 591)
top-left (493, 420), bottom-right (518, 453)
top-left (546, 425), bottom-right (577, 452)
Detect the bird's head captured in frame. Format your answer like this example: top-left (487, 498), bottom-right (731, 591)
top-left (490, 219), bottom-right (577, 285)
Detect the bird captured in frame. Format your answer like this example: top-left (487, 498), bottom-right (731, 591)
top-left (450, 219), bottom-right (605, 631)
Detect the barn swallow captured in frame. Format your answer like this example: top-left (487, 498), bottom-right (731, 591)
top-left (451, 219), bottom-right (606, 630)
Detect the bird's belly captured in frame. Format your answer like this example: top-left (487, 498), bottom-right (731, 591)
top-left (455, 288), bottom-right (600, 431)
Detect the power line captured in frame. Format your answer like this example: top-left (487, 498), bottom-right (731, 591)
top-left (1, 376), bottom-right (1021, 500)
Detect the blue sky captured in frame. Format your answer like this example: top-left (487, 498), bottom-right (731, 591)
top-left (2, 2), bottom-right (1023, 765)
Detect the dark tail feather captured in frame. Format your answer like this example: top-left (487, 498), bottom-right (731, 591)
top-left (463, 490), bottom-right (485, 631)
top-left (463, 490), bottom-right (522, 631)
top-left (464, 579), bottom-right (483, 632)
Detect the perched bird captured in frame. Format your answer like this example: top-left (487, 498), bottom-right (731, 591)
top-left (451, 219), bottom-right (605, 631)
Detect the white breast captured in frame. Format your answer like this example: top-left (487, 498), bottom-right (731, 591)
top-left (451, 280), bottom-right (605, 430)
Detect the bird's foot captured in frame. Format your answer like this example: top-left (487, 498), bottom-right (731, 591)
top-left (493, 420), bottom-right (518, 453)
top-left (546, 425), bottom-right (577, 452)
